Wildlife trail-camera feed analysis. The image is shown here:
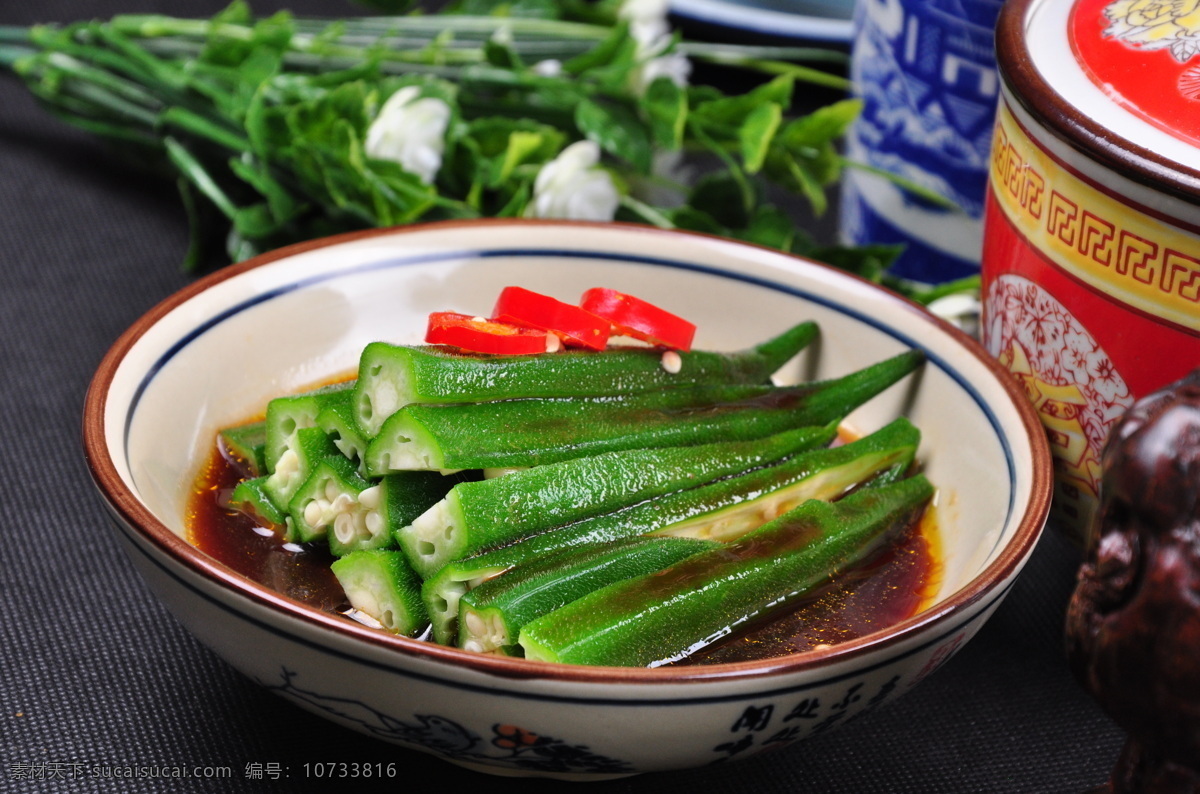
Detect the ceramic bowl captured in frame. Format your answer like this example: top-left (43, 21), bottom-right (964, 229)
top-left (83, 220), bottom-right (1050, 779)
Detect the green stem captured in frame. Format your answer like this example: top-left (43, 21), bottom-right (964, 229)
top-left (619, 194), bottom-right (675, 228)
top-left (695, 53), bottom-right (851, 91)
top-left (163, 136), bottom-right (240, 219)
top-left (840, 156), bottom-right (963, 212)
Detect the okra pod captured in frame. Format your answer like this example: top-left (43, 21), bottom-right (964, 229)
top-left (458, 537), bottom-right (717, 654)
top-left (365, 349), bottom-right (924, 474)
top-left (262, 426), bottom-right (340, 511)
top-left (399, 424), bottom-right (836, 580)
top-left (287, 454), bottom-right (385, 552)
top-left (377, 469), bottom-right (479, 551)
top-left (264, 382), bottom-right (354, 472)
top-left (218, 420), bottom-right (268, 478)
top-left (421, 418), bottom-right (919, 644)
top-left (353, 322), bottom-right (818, 436)
top-left (330, 550), bottom-right (428, 636)
top-left (227, 475), bottom-right (286, 527)
top-left (519, 475), bottom-right (935, 667)
top-left (315, 400), bottom-right (371, 476)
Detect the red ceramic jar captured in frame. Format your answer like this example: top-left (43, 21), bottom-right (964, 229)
top-left (983, 0), bottom-right (1200, 543)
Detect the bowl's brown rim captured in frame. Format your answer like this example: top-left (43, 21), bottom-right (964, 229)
top-left (82, 218), bottom-right (1053, 687)
top-left (996, 0), bottom-right (1200, 205)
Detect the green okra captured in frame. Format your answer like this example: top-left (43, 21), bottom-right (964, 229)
top-left (227, 475), bottom-right (286, 526)
top-left (519, 474), bottom-right (935, 667)
top-left (353, 321), bottom-right (818, 436)
top-left (364, 349), bottom-right (924, 475)
top-left (287, 454), bottom-right (384, 551)
top-left (218, 420), bottom-right (268, 478)
top-left (316, 400), bottom-right (371, 476)
top-left (379, 469), bottom-right (478, 543)
top-left (264, 381), bottom-right (354, 472)
top-left (421, 418), bottom-right (919, 644)
top-left (458, 537), bottom-right (717, 654)
top-left (398, 424), bottom-right (836, 580)
top-left (331, 550), bottom-right (428, 637)
top-left (262, 426), bottom-right (340, 517)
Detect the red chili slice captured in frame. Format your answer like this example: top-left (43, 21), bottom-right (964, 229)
top-left (492, 286), bottom-right (611, 351)
top-left (579, 288), bottom-right (696, 350)
top-left (426, 312), bottom-right (548, 355)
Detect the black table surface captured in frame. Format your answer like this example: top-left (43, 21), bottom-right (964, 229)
top-left (1, 1), bottom-right (1127, 791)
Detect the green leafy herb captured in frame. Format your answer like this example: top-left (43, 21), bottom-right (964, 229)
top-left (0, 1), bottom-right (970, 303)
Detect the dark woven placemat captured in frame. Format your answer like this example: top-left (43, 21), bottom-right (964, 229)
top-left (0, 2), bottom-right (1125, 791)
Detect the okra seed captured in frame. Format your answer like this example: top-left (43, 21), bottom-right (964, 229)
top-left (303, 500), bottom-right (322, 527)
top-left (365, 511), bottom-right (384, 535)
top-left (545, 334), bottom-right (561, 353)
top-left (358, 485), bottom-right (381, 510)
top-left (334, 513), bottom-right (356, 544)
top-left (330, 493), bottom-right (355, 513)
top-left (274, 449), bottom-right (299, 479)
top-left (465, 611), bottom-right (486, 636)
top-left (661, 350), bottom-right (682, 374)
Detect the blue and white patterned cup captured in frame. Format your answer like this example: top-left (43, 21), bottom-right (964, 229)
top-left (840, 0), bottom-right (1005, 284)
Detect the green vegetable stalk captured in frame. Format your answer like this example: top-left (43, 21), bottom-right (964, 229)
top-left (519, 474), bottom-right (935, 666)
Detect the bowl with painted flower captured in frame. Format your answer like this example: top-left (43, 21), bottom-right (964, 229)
top-left (82, 219), bottom-right (1050, 778)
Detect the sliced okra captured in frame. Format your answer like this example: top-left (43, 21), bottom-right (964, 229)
top-left (353, 321), bottom-right (818, 436)
top-left (378, 469), bottom-right (478, 545)
top-left (218, 420), bottom-right (268, 478)
top-left (262, 426), bottom-right (340, 513)
top-left (227, 475), bottom-right (286, 527)
top-left (264, 381), bottom-right (354, 472)
top-left (519, 475), bottom-right (935, 666)
top-left (398, 424), bottom-right (836, 580)
top-left (315, 400), bottom-right (371, 476)
top-left (458, 537), bottom-right (716, 654)
top-left (331, 550), bottom-right (428, 637)
top-left (287, 455), bottom-right (387, 554)
top-left (423, 561), bottom-right (510, 646)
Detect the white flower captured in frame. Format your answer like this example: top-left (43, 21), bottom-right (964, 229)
top-left (364, 86), bottom-right (452, 184)
top-left (526, 141), bottom-right (620, 222)
top-left (620, 0), bottom-right (671, 45)
top-left (630, 37), bottom-right (692, 95)
top-left (532, 59), bottom-right (563, 77)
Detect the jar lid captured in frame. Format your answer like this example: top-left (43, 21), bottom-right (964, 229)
top-left (998, 0), bottom-right (1200, 202)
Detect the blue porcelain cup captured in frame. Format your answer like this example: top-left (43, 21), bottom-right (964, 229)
top-left (840, 0), bottom-right (1005, 284)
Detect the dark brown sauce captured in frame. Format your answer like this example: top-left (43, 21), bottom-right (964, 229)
top-left (676, 513), bottom-right (939, 664)
top-left (187, 440), bottom-right (941, 665)
top-left (187, 443), bottom-right (347, 612)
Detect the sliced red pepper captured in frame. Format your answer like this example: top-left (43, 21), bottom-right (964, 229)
top-left (426, 312), bottom-right (548, 355)
top-left (492, 286), bottom-right (611, 351)
top-left (579, 288), bottom-right (696, 351)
